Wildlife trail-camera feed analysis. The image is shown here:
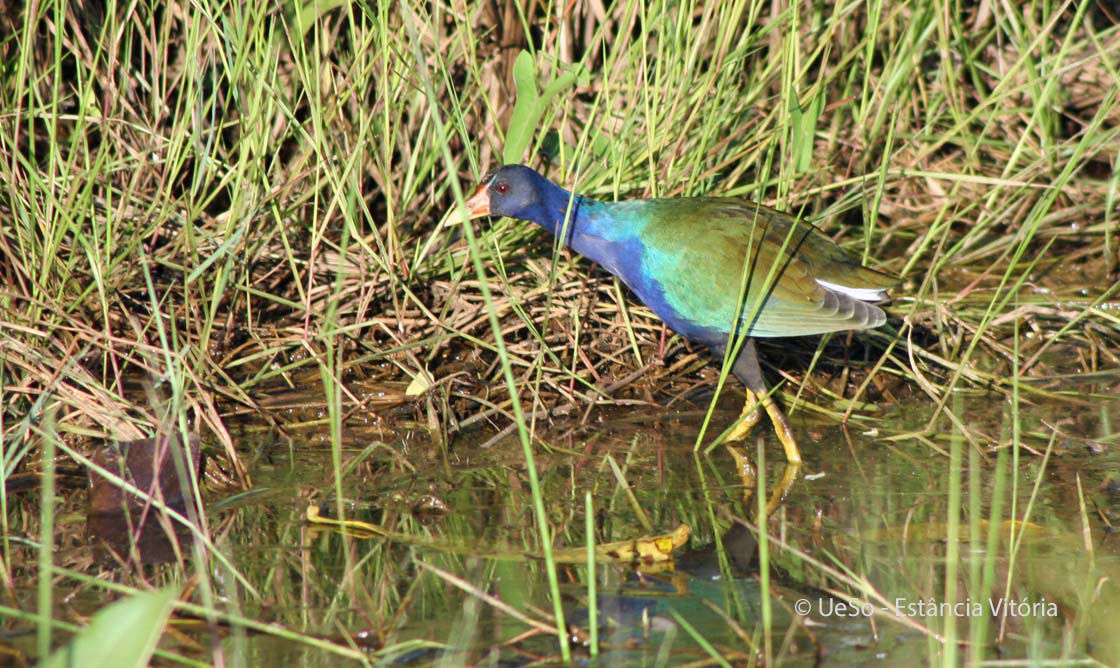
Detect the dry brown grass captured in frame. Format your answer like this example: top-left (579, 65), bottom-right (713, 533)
top-left (0, 0), bottom-right (1116, 464)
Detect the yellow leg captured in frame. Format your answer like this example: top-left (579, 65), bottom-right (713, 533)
top-left (728, 339), bottom-right (803, 465)
top-left (724, 374), bottom-right (802, 465)
top-left (725, 388), bottom-right (763, 443)
top-left (759, 392), bottom-right (801, 465)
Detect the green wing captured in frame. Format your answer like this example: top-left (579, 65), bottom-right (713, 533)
top-left (636, 198), bottom-right (894, 338)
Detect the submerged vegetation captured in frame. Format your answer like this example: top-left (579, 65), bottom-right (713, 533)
top-left (1, 0), bottom-right (1118, 665)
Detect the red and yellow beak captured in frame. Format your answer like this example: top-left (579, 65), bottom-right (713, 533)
top-left (418, 180), bottom-right (493, 266)
top-left (464, 183), bottom-right (491, 218)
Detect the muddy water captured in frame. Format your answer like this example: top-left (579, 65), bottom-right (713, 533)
top-left (206, 381), bottom-right (1120, 666)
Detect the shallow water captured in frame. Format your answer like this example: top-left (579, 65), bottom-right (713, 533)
top-left (197, 378), bottom-right (1120, 666)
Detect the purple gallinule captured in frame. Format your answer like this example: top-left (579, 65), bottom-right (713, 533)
top-left (464, 165), bottom-right (894, 463)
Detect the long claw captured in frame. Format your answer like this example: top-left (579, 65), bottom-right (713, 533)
top-left (760, 393), bottom-right (801, 464)
top-left (724, 387), bottom-right (802, 465)
top-left (725, 389), bottom-right (763, 443)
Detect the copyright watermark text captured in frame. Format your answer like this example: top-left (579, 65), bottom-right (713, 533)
top-left (793, 597), bottom-right (1058, 619)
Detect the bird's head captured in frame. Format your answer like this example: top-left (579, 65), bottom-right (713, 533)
top-left (465, 164), bottom-right (572, 225)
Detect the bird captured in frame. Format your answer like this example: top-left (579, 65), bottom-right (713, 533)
top-left (463, 164), bottom-right (894, 464)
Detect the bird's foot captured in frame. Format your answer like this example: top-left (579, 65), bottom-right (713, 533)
top-left (761, 395), bottom-right (802, 465)
top-left (725, 389), bottom-right (803, 465)
top-left (725, 390), bottom-right (764, 443)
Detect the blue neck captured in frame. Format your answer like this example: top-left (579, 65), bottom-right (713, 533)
top-left (531, 184), bottom-right (590, 246)
top-left (513, 176), bottom-right (653, 315)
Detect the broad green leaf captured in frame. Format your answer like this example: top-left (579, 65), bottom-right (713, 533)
top-left (540, 70), bottom-right (580, 104)
top-left (504, 50), bottom-right (541, 164)
top-left (287, 0), bottom-right (350, 38)
top-left (504, 53), bottom-right (585, 164)
top-left (795, 93), bottom-right (823, 172)
top-left (44, 587), bottom-right (178, 668)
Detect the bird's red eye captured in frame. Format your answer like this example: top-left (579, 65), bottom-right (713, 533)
top-left (494, 181), bottom-right (510, 194)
